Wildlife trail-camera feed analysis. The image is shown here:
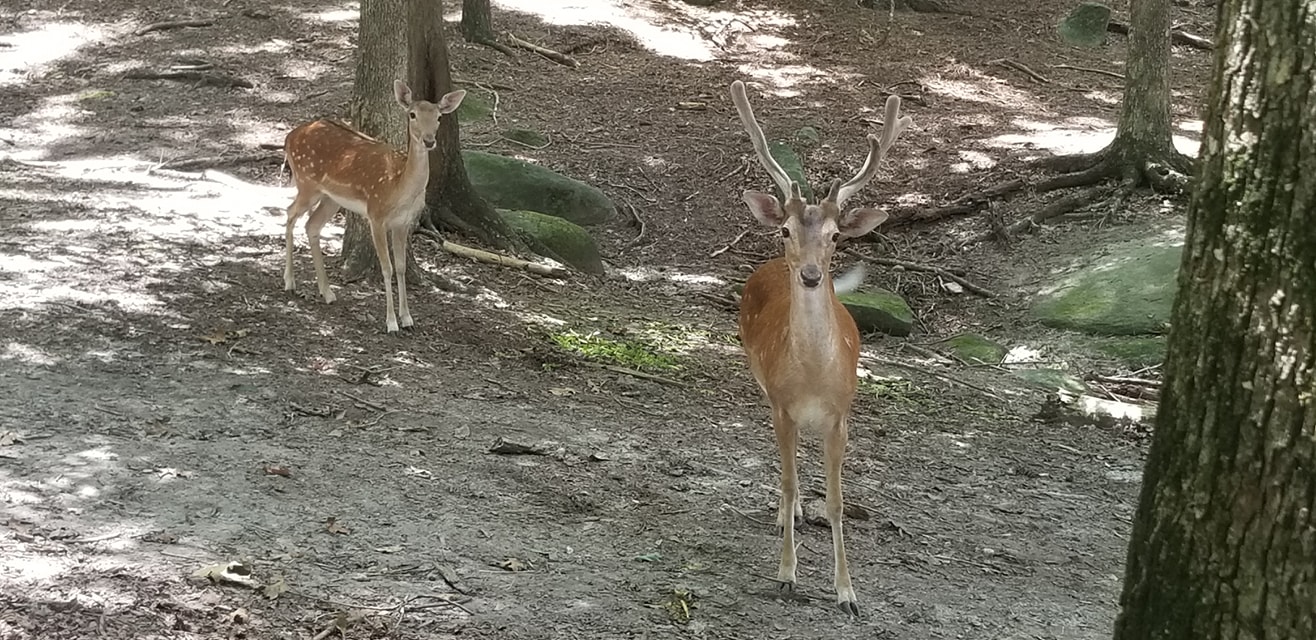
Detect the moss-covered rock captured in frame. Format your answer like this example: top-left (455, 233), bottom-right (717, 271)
top-left (942, 333), bottom-right (1007, 365)
top-left (838, 289), bottom-right (914, 336)
top-left (463, 151), bottom-right (615, 226)
top-left (1011, 368), bottom-right (1088, 394)
top-left (794, 126), bottom-right (821, 147)
top-left (497, 209), bottom-right (604, 275)
top-left (1032, 239), bottom-right (1182, 336)
top-left (1058, 2), bottom-right (1112, 48)
top-left (456, 92), bottom-right (492, 123)
top-left (1083, 335), bottom-right (1168, 369)
top-left (501, 128), bottom-right (548, 147)
top-left (767, 140), bottom-right (814, 202)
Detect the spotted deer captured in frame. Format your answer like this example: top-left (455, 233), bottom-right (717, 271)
top-left (282, 80), bottom-right (465, 333)
top-left (730, 79), bottom-right (912, 616)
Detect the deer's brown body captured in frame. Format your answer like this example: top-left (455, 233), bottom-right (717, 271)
top-left (730, 79), bottom-right (911, 616)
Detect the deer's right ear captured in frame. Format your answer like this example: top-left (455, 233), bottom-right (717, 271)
top-left (436, 90), bottom-right (467, 115)
top-left (743, 190), bottom-right (785, 226)
top-left (393, 80), bottom-right (414, 108)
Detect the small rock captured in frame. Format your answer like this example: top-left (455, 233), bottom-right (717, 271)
top-left (1058, 2), bottom-right (1112, 48)
top-left (838, 289), bottom-right (915, 336)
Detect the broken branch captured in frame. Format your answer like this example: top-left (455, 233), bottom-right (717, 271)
top-left (135, 19), bottom-right (215, 36)
top-left (989, 58), bottom-right (1050, 84)
top-left (507, 33), bottom-right (579, 67)
top-left (844, 249), bottom-right (997, 298)
top-left (961, 186), bottom-right (1114, 248)
top-left (416, 229), bottom-right (568, 278)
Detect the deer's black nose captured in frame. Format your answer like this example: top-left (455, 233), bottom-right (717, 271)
top-left (800, 265), bottom-right (822, 288)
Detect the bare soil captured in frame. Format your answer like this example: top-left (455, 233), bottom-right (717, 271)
top-left (0, 0), bottom-right (1213, 638)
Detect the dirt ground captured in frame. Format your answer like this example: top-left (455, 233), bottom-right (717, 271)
top-left (1, 0), bottom-right (1214, 638)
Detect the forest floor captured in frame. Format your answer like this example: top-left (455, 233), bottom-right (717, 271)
top-left (0, 0), bottom-right (1215, 638)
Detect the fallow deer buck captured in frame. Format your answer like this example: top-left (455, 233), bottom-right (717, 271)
top-left (282, 80), bottom-right (465, 333)
top-left (730, 79), bottom-right (911, 616)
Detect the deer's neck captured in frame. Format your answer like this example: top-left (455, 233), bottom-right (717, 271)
top-left (398, 132), bottom-right (431, 197)
top-left (787, 277), bottom-right (842, 355)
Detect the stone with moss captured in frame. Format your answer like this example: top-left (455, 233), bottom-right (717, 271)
top-left (1032, 238), bottom-right (1181, 336)
top-left (1058, 2), bottom-right (1112, 48)
top-left (942, 333), bottom-right (1007, 365)
top-left (463, 150), bottom-right (615, 226)
top-left (501, 128), bottom-right (547, 147)
top-left (456, 92), bottom-right (492, 123)
top-left (794, 126), bottom-right (821, 148)
top-left (1083, 335), bottom-right (1167, 369)
top-left (498, 209), bottom-right (604, 275)
top-left (838, 289), bottom-right (914, 336)
top-left (1011, 368), bottom-right (1088, 394)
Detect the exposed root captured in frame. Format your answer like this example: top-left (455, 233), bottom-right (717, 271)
top-left (1029, 150), bottom-right (1105, 175)
top-left (1036, 161), bottom-right (1119, 192)
top-left (507, 33), bottom-right (579, 67)
top-left (470, 35), bottom-right (517, 57)
top-left (961, 186), bottom-right (1114, 248)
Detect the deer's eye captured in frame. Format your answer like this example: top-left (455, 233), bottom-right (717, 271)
top-left (409, 112), bottom-right (417, 120)
top-left (830, 232), bottom-right (840, 243)
top-left (780, 227), bottom-right (791, 238)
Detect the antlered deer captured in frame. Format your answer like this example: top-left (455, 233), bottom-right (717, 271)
top-left (730, 80), bottom-right (911, 616)
top-left (282, 80), bottom-right (465, 333)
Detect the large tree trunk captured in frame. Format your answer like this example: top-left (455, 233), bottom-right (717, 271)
top-left (1038, 0), bottom-right (1196, 193)
top-left (342, 0), bottom-right (408, 281)
top-left (409, 0), bottom-right (518, 248)
top-left (460, 0), bottom-right (495, 43)
top-left (1110, 0), bottom-right (1316, 636)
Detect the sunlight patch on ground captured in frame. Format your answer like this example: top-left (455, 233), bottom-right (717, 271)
top-left (0, 20), bottom-right (107, 86)
top-left (615, 265), bottom-right (726, 288)
top-left (736, 65), bottom-right (856, 97)
top-left (950, 149), bottom-right (997, 173)
top-left (2, 342), bottom-right (60, 366)
top-left (303, 3), bottom-right (360, 23)
top-left (922, 67), bottom-right (1040, 111)
top-left (985, 117), bottom-right (1203, 158)
top-left (492, 0), bottom-right (794, 62)
top-left (0, 93), bottom-right (92, 159)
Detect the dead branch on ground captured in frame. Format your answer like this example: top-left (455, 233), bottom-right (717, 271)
top-left (1107, 21), bottom-right (1213, 51)
top-left (843, 249), bottom-right (997, 298)
top-left (710, 228), bottom-right (753, 258)
top-left (989, 58), bottom-right (1050, 84)
top-left (156, 152), bottom-right (279, 172)
top-left (507, 33), bottom-right (579, 67)
top-left (124, 68), bottom-right (252, 89)
top-left (960, 186), bottom-right (1114, 249)
top-left (469, 35), bottom-right (517, 57)
top-left (577, 360), bottom-right (685, 387)
top-left (135, 19), bottom-right (215, 36)
top-left (886, 178), bottom-right (1026, 227)
top-left (624, 202), bottom-right (648, 248)
top-left (453, 77), bottom-right (516, 91)
top-left (416, 229), bottom-right (568, 278)
top-left (1052, 64), bottom-right (1124, 80)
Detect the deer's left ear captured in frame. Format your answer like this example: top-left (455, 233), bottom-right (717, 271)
top-left (838, 207), bottom-right (888, 238)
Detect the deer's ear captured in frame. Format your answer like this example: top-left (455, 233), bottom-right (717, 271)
top-left (837, 207), bottom-right (888, 238)
top-left (393, 80), bottom-right (414, 108)
top-left (743, 190), bottom-right (785, 226)
top-left (436, 90), bottom-right (466, 115)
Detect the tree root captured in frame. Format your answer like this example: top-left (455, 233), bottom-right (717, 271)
top-left (886, 178), bottom-right (1026, 227)
top-left (1032, 144), bottom-right (1195, 195)
top-left (961, 185), bottom-right (1115, 248)
top-left (1107, 21), bottom-right (1213, 51)
top-left (470, 34), bottom-right (517, 57)
top-left (507, 33), bottom-right (579, 67)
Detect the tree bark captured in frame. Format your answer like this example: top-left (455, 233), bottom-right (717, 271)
top-left (1110, 0), bottom-right (1316, 637)
top-left (409, 0), bottom-right (518, 249)
top-left (342, 0), bottom-right (408, 281)
top-left (460, 0), bottom-right (495, 43)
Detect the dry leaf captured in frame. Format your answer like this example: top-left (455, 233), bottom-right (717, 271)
top-left (229, 607), bottom-right (251, 624)
top-left (325, 517), bottom-right (351, 535)
top-left (263, 465), bottom-right (292, 478)
top-left (262, 575), bottom-right (288, 599)
top-left (497, 557), bottom-right (531, 572)
top-left (548, 387), bottom-right (577, 396)
top-left (0, 431), bottom-right (20, 446)
top-left (192, 561), bottom-right (259, 588)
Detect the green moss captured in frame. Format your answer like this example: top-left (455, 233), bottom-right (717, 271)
top-left (498, 209), bottom-right (603, 274)
top-left (549, 330), bottom-right (679, 371)
top-left (767, 140), bottom-right (813, 202)
top-left (838, 289), bottom-right (915, 336)
top-left (456, 92), bottom-right (492, 123)
top-left (463, 151), bottom-right (615, 226)
top-left (1011, 368), bottom-right (1088, 394)
top-left (1031, 241), bottom-right (1181, 335)
top-left (941, 333), bottom-right (1007, 365)
top-left (1084, 335), bottom-right (1168, 368)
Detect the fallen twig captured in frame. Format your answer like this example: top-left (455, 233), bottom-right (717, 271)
top-left (710, 228), bottom-right (753, 258)
top-left (844, 249), bottom-right (997, 298)
top-left (861, 356), bottom-right (1005, 402)
top-left (488, 437), bottom-right (548, 455)
top-left (989, 58), bottom-right (1050, 84)
top-left (624, 201), bottom-right (648, 248)
top-left (470, 35), bottom-right (517, 57)
top-left (577, 360), bottom-right (685, 388)
top-left (886, 178), bottom-right (1026, 226)
top-left (342, 392), bottom-right (386, 413)
top-left (453, 77), bottom-right (516, 91)
top-left (960, 186), bottom-right (1113, 248)
top-left (416, 229), bottom-right (568, 278)
top-left (124, 68), bottom-right (252, 89)
top-left (507, 33), bottom-right (579, 67)
top-left (1052, 63), bottom-right (1124, 80)
top-left (155, 152), bottom-right (279, 171)
top-left (1107, 21), bottom-right (1213, 51)
top-left (135, 19), bottom-right (215, 36)
top-left (1094, 374), bottom-right (1160, 387)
